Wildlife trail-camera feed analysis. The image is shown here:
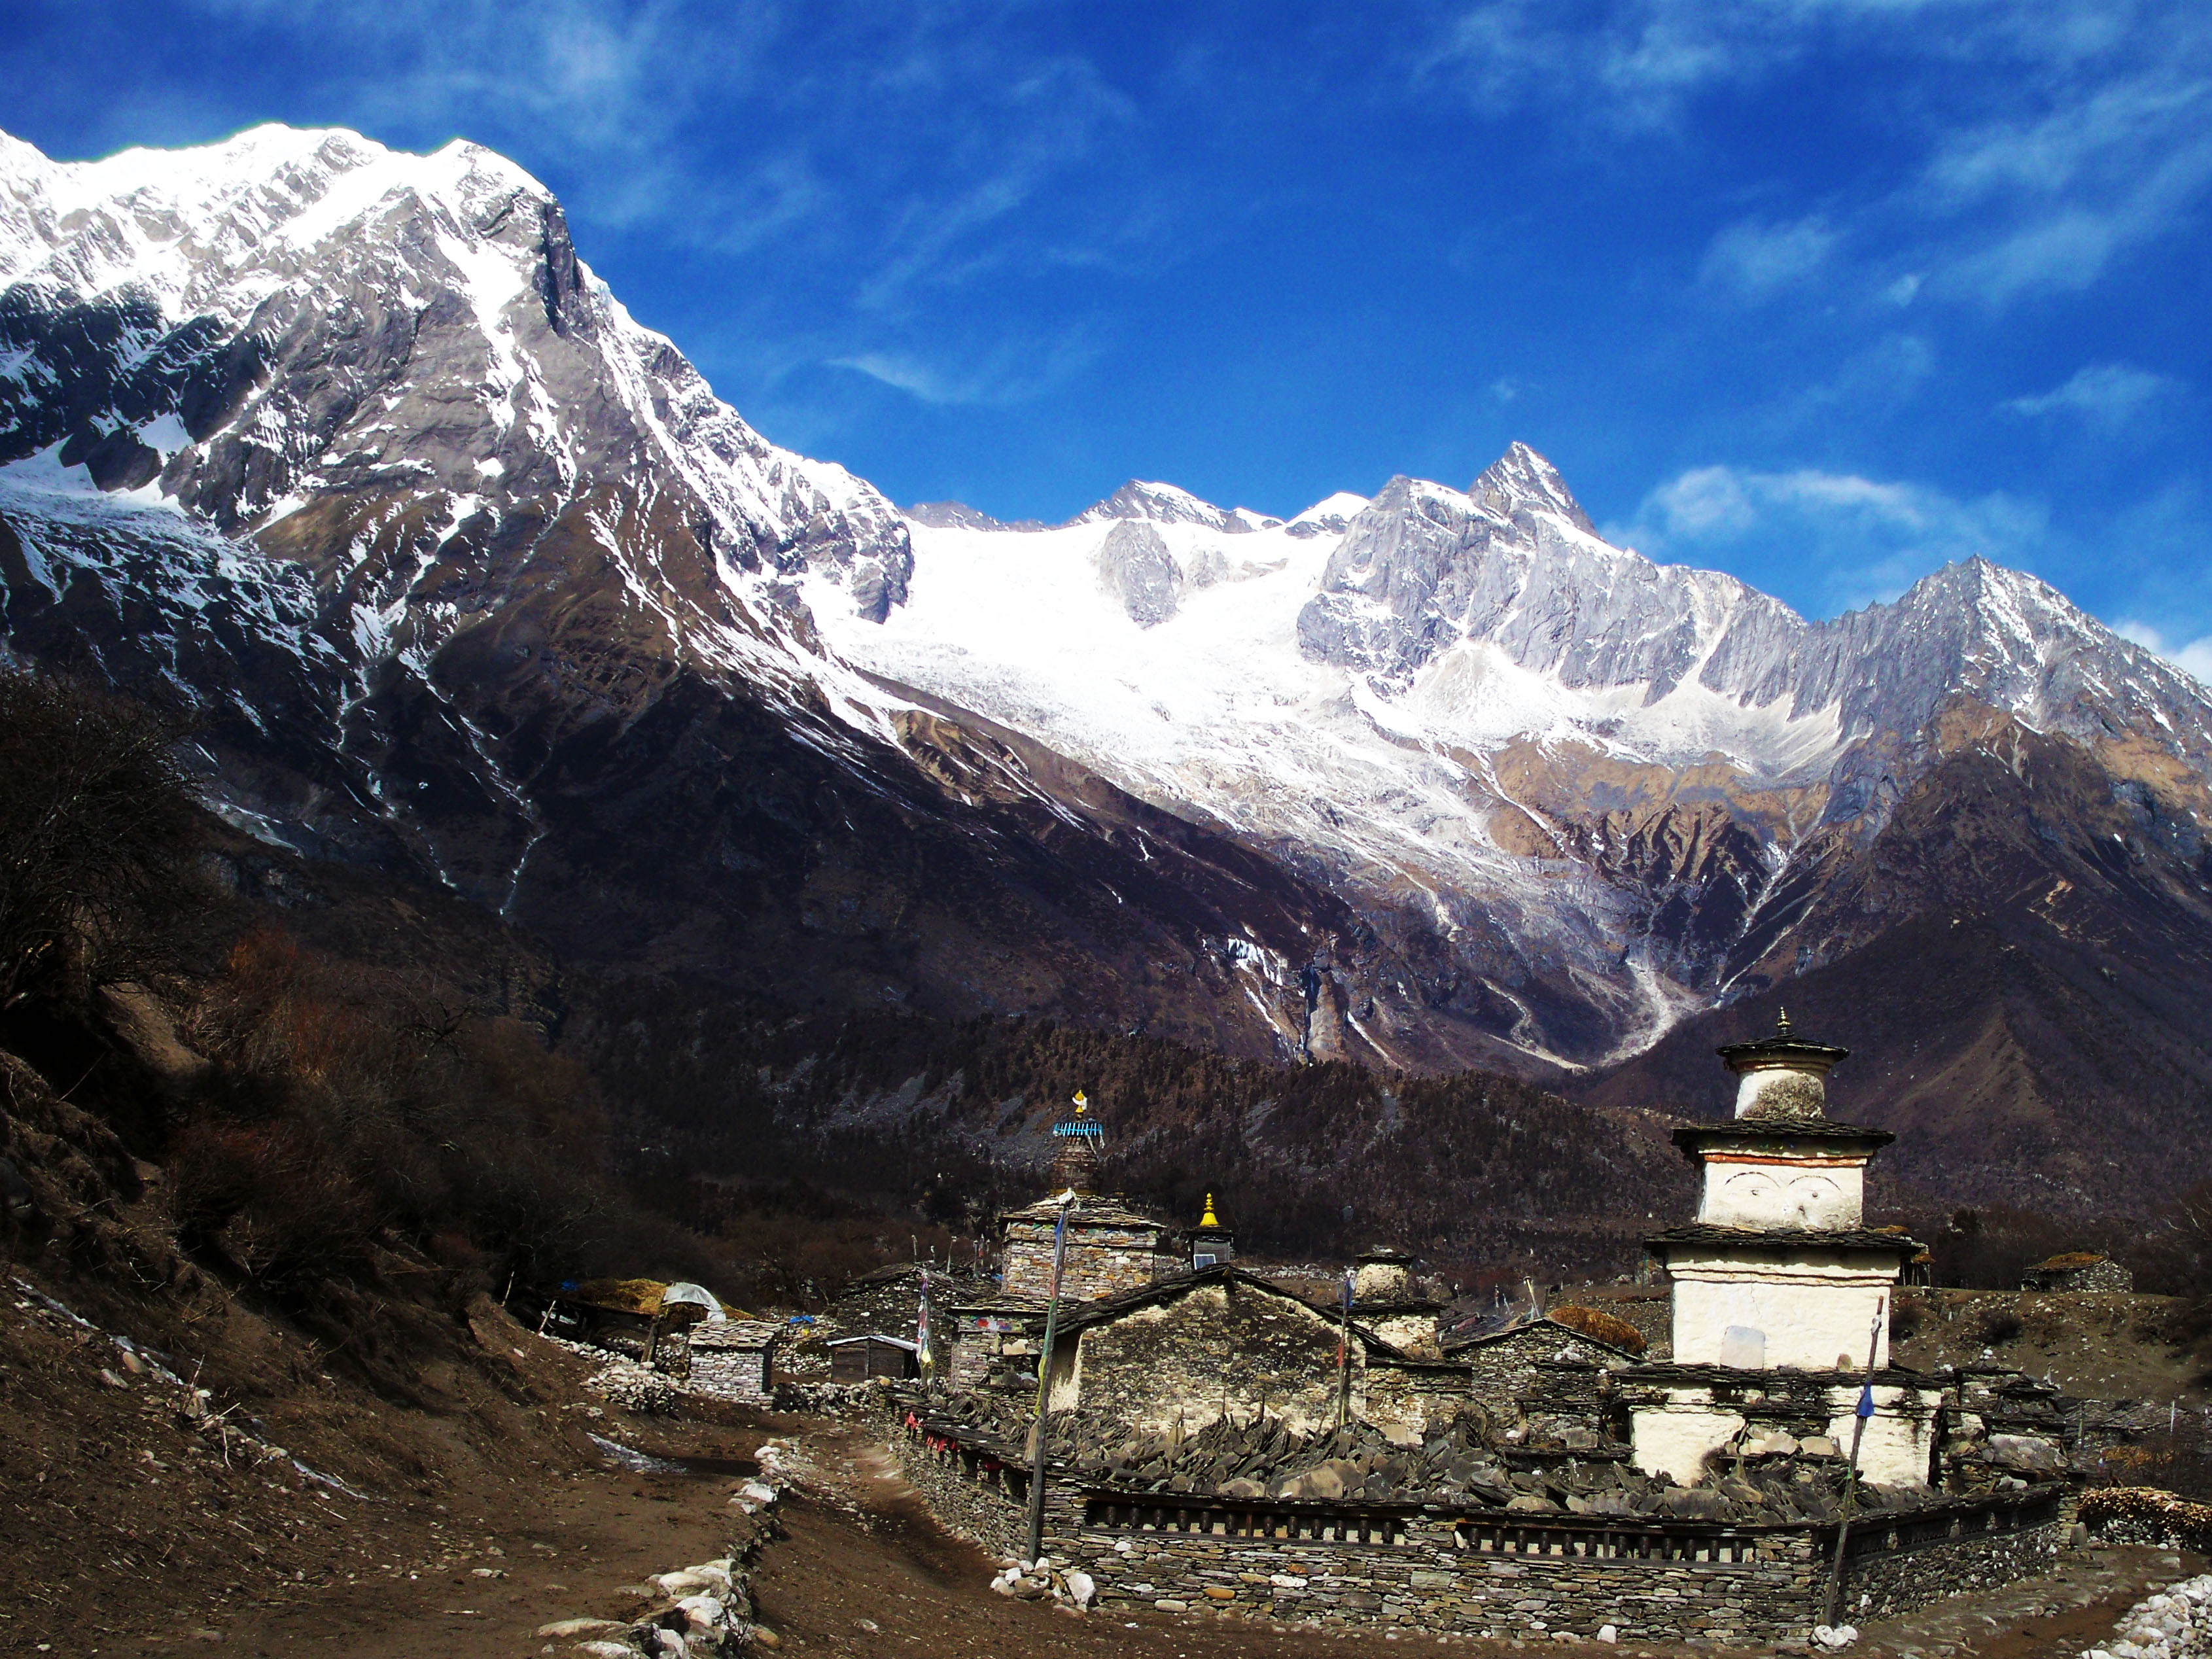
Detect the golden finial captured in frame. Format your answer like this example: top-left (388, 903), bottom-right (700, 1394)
top-left (1776, 1007), bottom-right (1792, 1038)
top-left (1072, 1089), bottom-right (1088, 1115)
top-left (1199, 1193), bottom-right (1220, 1229)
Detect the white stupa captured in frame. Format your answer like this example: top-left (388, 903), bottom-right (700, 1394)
top-left (1630, 1012), bottom-right (1943, 1486)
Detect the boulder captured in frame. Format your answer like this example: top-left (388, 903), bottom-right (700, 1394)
top-left (1988, 1435), bottom-right (2063, 1473)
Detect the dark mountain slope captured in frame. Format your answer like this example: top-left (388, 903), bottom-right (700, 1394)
top-left (1577, 703), bottom-right (2212, 1212)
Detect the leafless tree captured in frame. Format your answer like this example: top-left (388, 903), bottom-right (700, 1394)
top-left (0, 669), bottom-right (201, 1009)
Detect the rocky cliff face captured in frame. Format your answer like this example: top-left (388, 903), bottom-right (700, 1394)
top-left (5, 124), bottom-right (2212, 1210)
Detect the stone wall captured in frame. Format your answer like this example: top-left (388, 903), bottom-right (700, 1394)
top-left (1838, 1496), bottom-right (2069, 1620)
top-left (2083, 1487), bottom-right (2212, 1552)
top-left (1462, 1324), bottom-right (1631, 1422)
top-left (688, 1323), bottom-right (778, 1402)
top-left (894, 1429), bottom-right (1049, 1560)
top-left (1004, 1221), bottom-right (1168, 1302)
top-left (887, 1419), bottom-right (2073, 1646)
top-left (1052, 1281), bottom-right (1382, 1437)
top-left (2022, 1259), bottom-right (2133, 1294)
top-left (948, 1315), bottom-right (1042, 1393)
top-left (1079, 1523), bottom-right (1818, 1639)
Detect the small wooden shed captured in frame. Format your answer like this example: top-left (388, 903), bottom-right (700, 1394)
top-left (828, 1334), bottom-right (919, 1382)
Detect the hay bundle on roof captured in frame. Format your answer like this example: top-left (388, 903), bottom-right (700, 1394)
top-left (1547, 1303), bottom-right (1647, 1355)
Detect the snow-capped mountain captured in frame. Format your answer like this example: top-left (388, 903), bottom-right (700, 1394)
top-left (0, 122), bottom-right (1386, 1057)
top-left (6, 122), bottom-right (2212, 1115)
top-left (0, 120), bottom-right (910, 642)
top-left (0, 122), bottom-right (924, 885)
top-left (816, 442), bottom-right (2212, 1068)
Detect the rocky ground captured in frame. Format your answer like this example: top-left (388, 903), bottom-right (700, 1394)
top-left (1887, 1293), bottom-right (2208, 1411)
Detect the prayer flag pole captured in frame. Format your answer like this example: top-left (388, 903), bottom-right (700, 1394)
top-left (1823, 1306), bottom-right (1886, 1630)
top-left (1024, 1193), bottom-right (1075, 1562)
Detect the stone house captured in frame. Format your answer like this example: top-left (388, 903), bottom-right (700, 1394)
top-left (2022, 1252), bottom-right (2133, 1293)
top-left (687, 1319), bottom-right (779, 1401)
top-left (947, 1117), bottom-right (1210, 1394)
top-left (1038, 1265), bottom-right (1466, 1440)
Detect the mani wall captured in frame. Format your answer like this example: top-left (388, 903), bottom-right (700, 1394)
top-left (888, 1410), bottom-right (2071, 1644)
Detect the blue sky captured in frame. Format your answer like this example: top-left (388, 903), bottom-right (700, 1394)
top-left (3, 0), bottom-right (2209, 661)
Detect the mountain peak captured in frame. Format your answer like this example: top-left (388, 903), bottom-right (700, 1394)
top-left (1469, 442), bottom-right (1596, 534)
top-left (1065, 480), bottom-right (1280, 535)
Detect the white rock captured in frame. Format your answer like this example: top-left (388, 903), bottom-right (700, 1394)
top-left (1064, 1571), bottom-right (1096, 1609)
top-left (677, 1594), bottom-right (727, 1633)
top-left (1599, 1627), bottom-right (1618, 1644)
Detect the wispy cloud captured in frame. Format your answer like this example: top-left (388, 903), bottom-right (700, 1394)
top-left (1425, 0), bottom-right (1807, 130)
top-left (2002, 361), bottom-right (2181, 427)
top-left (827, 326), bottom-right (1103, 407)
top-left (1426, 0), bottom-right (2212, 311)
top-left (2115, 619), bottom-right (2212, 686)
top-left (1613, 463), bottom-right (2048, 612)
top-left (1920, 69), bottom-right (2212, 303)
top-left (1698, 215), bottom-right (1837, 300)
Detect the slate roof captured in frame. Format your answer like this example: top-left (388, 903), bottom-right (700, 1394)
top-left (1671, 1119), bottom-right (1895, 1153)
top-left (1645, 1222), bottom-right (1925, 1256)
top-left (1047, 1264), bottom-right (1439, 1365)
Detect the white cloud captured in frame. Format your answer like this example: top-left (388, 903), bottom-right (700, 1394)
top-left (1698, 215), bottom-right (1837, 300)
top-left (1918, 67), bottom-right (2212, 302)
top-left (1428, 1), bottom-right (2212, 309)
top-left (1613, 463), bottom-right (2048, 612)
top-left (2114, 619), bottom-right (2212, 686)
top-left (2001, 361), bottom-right (2181, 427)
top-left (828, 327), bottom-right (1104, 408)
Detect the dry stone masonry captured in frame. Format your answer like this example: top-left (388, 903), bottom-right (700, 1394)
top-left (883, 1024), bottom-right (2117, 1645)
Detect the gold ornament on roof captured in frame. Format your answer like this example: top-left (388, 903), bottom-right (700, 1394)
top-left (1776, 1007), bottom-right (1792, 1038)
top-left (1199, 1193), bottom-right (1220, 1229)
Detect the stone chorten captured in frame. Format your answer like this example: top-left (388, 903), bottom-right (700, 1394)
top-left (1190, 1194), bottom-right (1235, 1270)
top-left (1351, 1245), bottom-right (1445, 1359)
top-left (1630, 1011), bottom-right (1937, 1486)
top-left (1045, 1095), bottom-right (1105, 1194)
top-left (946, 1094), bottom-right (1184, 1391)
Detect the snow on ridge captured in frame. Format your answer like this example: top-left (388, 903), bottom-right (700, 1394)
top-left (0, 122), bottom-right (549, 320)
